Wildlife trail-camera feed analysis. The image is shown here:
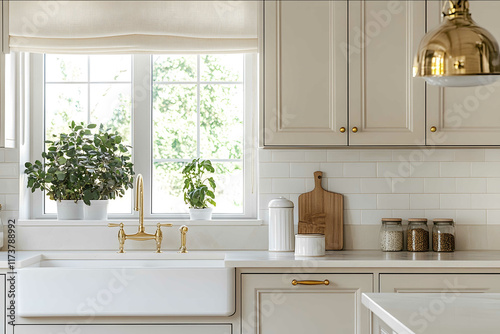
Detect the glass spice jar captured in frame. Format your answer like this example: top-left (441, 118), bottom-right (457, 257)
top-left (379, 218), bottom-right (404, 252)
top-left (432, 219), bottom-right (455, 252)
top-left (407, 218), bottom-right (429, 252)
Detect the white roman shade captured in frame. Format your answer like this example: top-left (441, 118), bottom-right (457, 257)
top-left (9, 1), bottom-right (258, 54)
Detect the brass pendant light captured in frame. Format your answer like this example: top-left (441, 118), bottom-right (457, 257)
top-left (413, 0), bottom-right (500, 87)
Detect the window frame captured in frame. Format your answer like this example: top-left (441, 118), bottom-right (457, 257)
top-left (29, 53), bottom-right (258, 220)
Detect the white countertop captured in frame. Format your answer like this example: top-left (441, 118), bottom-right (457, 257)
top-left (362, 293), bottom-right (500, 334)
top-left (3, 250), bottom-right (500, 269)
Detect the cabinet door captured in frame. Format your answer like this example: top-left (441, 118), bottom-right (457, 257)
top-left (241, 273), bottom-right (373, 334)
top-left (263, 1), bottom-right (348, 146)
top-left (380, 274), bottom-right (500, 293)
top-left (426, 1), bottom-right (500, 145)
top-left (349, 1), bottom-right (426, 145)
top-left (15, 325), bottom-right (232, 334)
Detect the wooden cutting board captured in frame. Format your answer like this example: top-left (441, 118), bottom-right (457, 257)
top-left (298, 171), bottom-right (344, 250)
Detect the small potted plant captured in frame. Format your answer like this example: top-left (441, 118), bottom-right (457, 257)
top-left (82, 125), bottom-right (134, 220)
top-left (24, 122), bottom-right (94, 220)
top-left (182, 158), bottom-right (217, 220)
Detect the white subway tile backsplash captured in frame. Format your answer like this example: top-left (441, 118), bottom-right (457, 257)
top-left (344, 209), bottom-right (361, 225)
top-left (0, 179), bottom-right (19, 194)
top-left (360, 178), bottom-right (392, 193)
top-left (272, 150), bottom-right (305, 162)
top-left (327, 150), bottom-right (360, 162)
top-left (259, 178), bottom-right (273, 194)
top-left (440, 162), bottom-right (471, 177)
top-left (343, 163), bottom-right (377, 177)
top-left (272, 179), bottom-right (306, 194)
top-left (410, 162), bottom-right (440, 177)
top-left (392, 178), bottom-right (424, 193)
top-left (487, 210), bottom-right (500, 224)
top-left (487, 178), bottom-right (500, 193)
top-left (361, 210), bottom-right (392, 225)
top-left (422, 149), bottom-right (454, 162)
top-left (344, 194), bottom-right (377, 210)
top-left (328, 178), bottom-right (361, 194)
top-left (359, 150), bottom-right (393, 162)
top-left (424, 178), bottom-right (456, 193)
top-left (454, 150), bottom-right (485, 162)
top-left (410, 194), bottom-right (440, 210)
top-left (260, 163), bottom-right (290, 178)
top-left (485, 149), bottom-right (500, 162)
top-left (305, 150), bottom-right (327, 162)
top-left (259, 149), bottom-right (273, 162)
top-left (4, 149), bottom-right (18, 163)
top-left (319, 163), bottom-right (343, 178)
top-left (472, 162), bottom-right (500, 177)
top-left (392, 150), bottom-right (425, 163)
top-left (440, 194), bottom-right (471, 209)
top-left (391, 210), bottom-right (426, 221)
top-left (456, 210), bottom-right (486, 225)
top-left (456, 178), bottom-right (487, 194)
top-left (290, 163), bottom-right (320, 178)
top-left (377, 194), bottom-right (409, 210)
top-left (0, 163), bottom-right (18, 178)
top-left (378, 162), bottom-right (411, 178)
top-left (471, 194), bottom-right (500, 209)
top-left (425, 210), bottom-right (456, 221)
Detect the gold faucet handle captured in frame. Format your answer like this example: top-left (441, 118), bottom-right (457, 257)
top-left (157, 223), bottom-right (173, 228)
top-left (108, 223), bottom-right (124, 228)
top-left (179, 225), bottom-right (189, 253)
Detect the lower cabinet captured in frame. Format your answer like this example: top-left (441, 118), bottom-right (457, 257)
top-left (241, 273), bottom-right (373, 334)
top-left (380, 274), bottom-right (500, 293)
top-left (14, 325), bottom-right (232, 334)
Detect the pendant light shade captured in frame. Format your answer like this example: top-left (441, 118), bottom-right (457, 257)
top-left (413, 0), bottom-right (500, 87)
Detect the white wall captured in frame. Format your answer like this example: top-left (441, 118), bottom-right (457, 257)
top-left (259, 148), bottom-right (500, 250)
top-left (4, 146), bottom-right (500, 250)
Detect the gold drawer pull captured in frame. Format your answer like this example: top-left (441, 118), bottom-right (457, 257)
top-left (292, 279), bottom-right (330, 286)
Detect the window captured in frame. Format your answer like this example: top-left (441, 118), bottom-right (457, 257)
top-left (31, 53), bottom-right (257, 219)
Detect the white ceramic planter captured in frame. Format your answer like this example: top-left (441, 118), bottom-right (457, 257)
top-left (84, 200), bottom-right (109, 220)
top-left (189, 208), bottom-right (213, 220)
top-left (57, 201), bottom-right (84, 220)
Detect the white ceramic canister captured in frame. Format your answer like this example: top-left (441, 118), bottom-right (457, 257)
top-left (268, 197), bottom-right (295, 252)
top-left (295, 234), bottom-right (326, 257)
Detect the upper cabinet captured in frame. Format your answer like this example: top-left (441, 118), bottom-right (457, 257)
top-left (348, 0), bottom-right (426, 146)
top-left (261, 0), bottom-right (500, 147)
top-left (426, 1), bottom-right (500, 146)
top-left (262, 1), bottom-right (348, 146)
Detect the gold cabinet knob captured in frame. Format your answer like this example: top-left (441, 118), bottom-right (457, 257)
top-left (352, 127), bottom-right (358, 133)
top-left (339, 127), bottom-right (346, 133)
top-left (430, 126), bottom-right (437, 132)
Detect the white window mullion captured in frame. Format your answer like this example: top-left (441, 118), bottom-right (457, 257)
top-left (196, 54), bottom-right (201, 158)
top-left (132, 54), bottom-right (153, 218)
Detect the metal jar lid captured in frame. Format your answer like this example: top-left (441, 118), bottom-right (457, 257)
top-left (381, 218), bottom-right (402, 222)
top-left (268, 197), bottom-right (294, 208)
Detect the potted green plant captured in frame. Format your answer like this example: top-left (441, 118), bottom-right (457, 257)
top-left (82, 124), bottom-right (134, 220)
top-left (24, 122), bottom-right (95, 220)
top-left (182, 158), bottom-right (217, 220)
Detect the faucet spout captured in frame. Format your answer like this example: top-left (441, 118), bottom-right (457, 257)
top-left (135, 174), bottom-right (145, 233)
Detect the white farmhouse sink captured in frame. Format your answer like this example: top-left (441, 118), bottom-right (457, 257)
top-left (18, 252), bottom-right (235, 317)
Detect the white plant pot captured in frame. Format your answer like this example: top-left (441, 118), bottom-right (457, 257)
top-left (57, 201), bottom-right (84, 220)
top-left (84, 200), bottom-right (109, 220)
top-left (189, 208), bottom-right (213, 220)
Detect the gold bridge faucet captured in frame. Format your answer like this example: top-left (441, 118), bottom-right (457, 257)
top-left (108, 174), bottom-right (172, 253)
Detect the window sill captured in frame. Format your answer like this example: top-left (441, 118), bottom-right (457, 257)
top-left (17, 219), bottom-right (264, 227)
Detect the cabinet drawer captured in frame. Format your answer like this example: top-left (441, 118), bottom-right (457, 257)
top-left (380, 274), bottom-right (500, 293)
top-left (15, 325), bottom-right (232, 334)
top-left (242, 273), bottom-right (373, 334)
